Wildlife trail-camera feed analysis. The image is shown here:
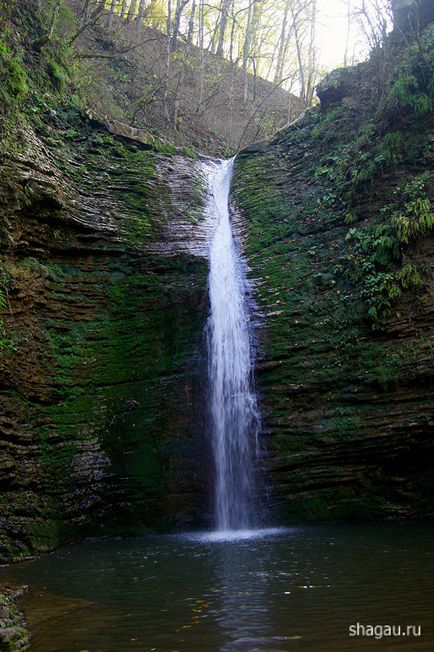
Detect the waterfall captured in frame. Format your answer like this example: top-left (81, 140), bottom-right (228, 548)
top-left (207, 157), bottom-right (261, 532)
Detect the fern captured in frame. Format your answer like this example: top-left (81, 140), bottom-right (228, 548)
top-left (398, 264), bottom-right (423, 289)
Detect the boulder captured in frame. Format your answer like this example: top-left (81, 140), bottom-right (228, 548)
top-left (316, 66), bottom-right (360, 110)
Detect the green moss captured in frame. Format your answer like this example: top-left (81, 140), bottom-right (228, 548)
top-left (182, 145), bottom-right (198, 159)
top-left (282, 489), bottom-right (381, 523)
top-left (0, 589), bottom-right (30, 651)
top-left (233, 21), bottom-right (434, 523)
top-left (0, 32), bottom-right (28, 108)
top-left (46, 55), bottom-right (69, 91)
top-left (381, 25), bottom-right (434, 120)
top-left (29, 254), bottom-right (208, 541)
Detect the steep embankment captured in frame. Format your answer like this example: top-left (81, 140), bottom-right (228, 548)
top-left (74, 11), bottom-right (303, 155)
top-left (0, 2), bottom-right (217, 563)
top-left (233, 13), bottom-right (434, 521)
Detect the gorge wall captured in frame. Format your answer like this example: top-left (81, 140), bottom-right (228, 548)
top-left (1, 0), bottom-right (434, 567)
top-left (233, 14), bottom-right (434, 522)
top-left (0, 109), bottom-right (215, 562)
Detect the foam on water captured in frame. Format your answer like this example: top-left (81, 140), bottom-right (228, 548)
top-left (182, 527), bottom-right (291, 544)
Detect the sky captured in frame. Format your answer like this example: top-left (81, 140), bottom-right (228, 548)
top-left (316, 0), bottom-right (366, 70)
top-left (314, 0), bottom-right (395, 70)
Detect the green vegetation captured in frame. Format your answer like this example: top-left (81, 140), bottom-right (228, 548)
top-left (0, 264), bottom-right (13, 354)
top-left (0, 32), bottom-right (28, 108)
top-left (0, 0), bottom-right (433, 555)
top-left (344, 172), bottom-right (433, 322)
top-left (0, 589), bottom-right (30, 652)
top-left (46, 55), bottom-right (70, 91)
top-left (233, 16), bottom-right (434, 522)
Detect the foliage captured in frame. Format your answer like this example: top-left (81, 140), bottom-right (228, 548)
top-left (47, 55), bottom-right (70, 91)
top-left (0, 32), bottom-right (29, 110)
top-left (0, 266), bottom-right (13, 354)
top-left (381, 24), bottom-right (434, 120)
top-left (392, 174), bottom-right (434, 243)
top-left (300, 25), bottom-right (434, 327)
top-left (344, 173), bottom-right (433, 322)
top-left (377, 131), bottom-right (404, 167)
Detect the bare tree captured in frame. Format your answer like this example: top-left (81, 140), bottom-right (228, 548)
top-left (216, 0), bottom-right (233, 56)
top-left (108, 0), bottom-right (117, 30)
top-left (163, 0), bottom-right (173, 120)
top-left (172, 0), bottom-right (190, 46)
top-left (355, 0), bottom-right (392, 50)
top-left (274, 0), bottom-right (291, 84)
top-left (242, 0), bottom-right (254, 102)
top-left (198, 0), bottom-right (205, 107)
top-left (33, 0), bottom-right (62, 49)
top-left (127, 0), bottom-right (139, 21)
top-left (187, 0), bottom-right (197, 42)
top-left (138, 0), bottom-right (148, 19)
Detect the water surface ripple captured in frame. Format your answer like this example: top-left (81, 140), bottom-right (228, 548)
top-left (2, 525), bottom-right (434, 651)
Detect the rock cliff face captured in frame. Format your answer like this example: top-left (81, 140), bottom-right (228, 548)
top-left (1, 0), bottom-right (433, 567)
top-left (0, 110), bottom-right (213, 562)
top-left (233, 17), bottom-right (434, 522)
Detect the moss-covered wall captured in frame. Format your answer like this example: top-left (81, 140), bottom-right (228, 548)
top-left (0, 103), bottom-right (211, 562)
top-left (233, 22), bottom-right (434, 522)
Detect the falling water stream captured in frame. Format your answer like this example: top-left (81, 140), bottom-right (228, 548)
top-left (207, 158), bottom-right (261, 533)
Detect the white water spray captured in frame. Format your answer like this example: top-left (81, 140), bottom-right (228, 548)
top-left (207, 158), bottom-right (261, 532)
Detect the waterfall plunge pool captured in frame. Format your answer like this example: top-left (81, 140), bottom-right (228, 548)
top-left (2, 524), bottom-right (434, 650)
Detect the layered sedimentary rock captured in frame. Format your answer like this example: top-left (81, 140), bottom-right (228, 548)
top-left (0, 111), bottom-right (212, 562)
top-left (233, 17), bottom-right (434, 522)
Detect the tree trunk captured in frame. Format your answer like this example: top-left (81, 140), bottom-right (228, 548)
top-left (173, 48), bottom-right (189, 127)
top-left (172, 0), bottom-right (189, 47)
top-left (49, 0), bottom-right (62, 39)
top-left (290, 2), bottom-right (306, 102)
top-left (33, 0), bottom-right (61, 50)
top-left (127, 0), bottom-right (138, 21)
top-left (305, 0), bottom-right (317, 104)
top-left (138, 0), bottom-right (147, 19)
top-left (275, 0), bottom-right (290, 83)
top-left (108, 0), bottom-right (117, 30)
top-left (242, 0), bottom-right (253, 102)
top-left (187, 0), bottom-right (197, 42)
top-left (198, 0), bottom-right (205, 108)
top-left (216, 0), bottom-right (231, 57)
top-left (82, 0), bottom-right (91, 20)
top-left (343, 0), bottom-right (352, 66)
top-left (164, 0), bottom-right (173, 121)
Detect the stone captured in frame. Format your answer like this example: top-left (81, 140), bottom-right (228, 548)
top-left (232, 15), bottom-right (434, 523)
top-left (0, 110), bottom-right (212, 562)
top-left (316, 66), bottom-right (361, 110)
top-left (392, 0), bottom-right (434, 34)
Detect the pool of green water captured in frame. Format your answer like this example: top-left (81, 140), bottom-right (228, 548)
top-left (1, 524), bottom-right (433, 651)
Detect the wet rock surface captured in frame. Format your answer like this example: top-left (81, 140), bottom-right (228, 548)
top-left (0, 587), bottom-right (30, 651)
top-left (0, 112), bottom-right (213, 562)
top-left (233, 20), bottom-right (434, 522)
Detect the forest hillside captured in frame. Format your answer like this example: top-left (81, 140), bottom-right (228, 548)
top-left (1, 0), bottom-right (305, 155)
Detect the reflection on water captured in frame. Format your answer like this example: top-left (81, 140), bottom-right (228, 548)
top-left (1, 525), bottom-right (434, 651)
top-left (213, 531), bottom-right (275, 651)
